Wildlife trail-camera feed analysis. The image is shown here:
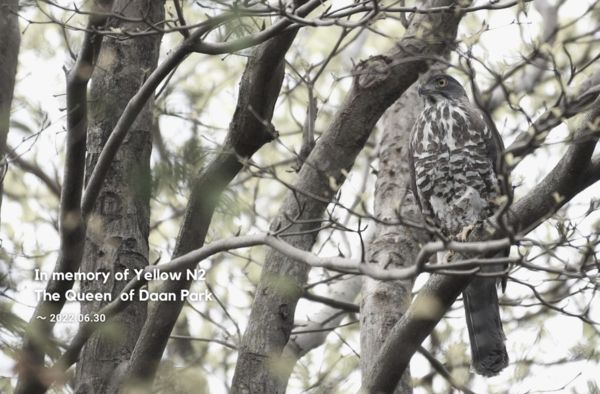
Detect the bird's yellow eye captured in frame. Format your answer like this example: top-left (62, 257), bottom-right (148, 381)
top-left (436, 78), bottom-right (447, 88)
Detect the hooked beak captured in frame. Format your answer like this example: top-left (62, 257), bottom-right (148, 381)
top-left (417, 85), bottom-right (432, 97)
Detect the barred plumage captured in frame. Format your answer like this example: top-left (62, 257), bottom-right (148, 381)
top-left (408, 74), bottom-right (509, 376)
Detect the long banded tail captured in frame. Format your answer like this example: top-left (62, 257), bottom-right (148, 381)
top-left (463, 276), bottom-right (508, 376)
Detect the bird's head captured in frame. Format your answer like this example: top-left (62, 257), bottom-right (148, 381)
top-left (418, 74), bottom-right (467, 104)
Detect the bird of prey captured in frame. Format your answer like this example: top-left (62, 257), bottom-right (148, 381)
top-left (408, 74), bottom-right (509, 376)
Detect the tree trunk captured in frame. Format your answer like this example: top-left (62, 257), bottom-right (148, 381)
top-left (0, 0), bottom-right (20, 223)
top-left (74, 1), bottom-right (164, 392)
top-left (360, 83), bottom-right (428, 394)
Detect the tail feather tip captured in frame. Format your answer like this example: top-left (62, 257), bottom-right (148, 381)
top-left (473, 351), bottom-right (509, 377)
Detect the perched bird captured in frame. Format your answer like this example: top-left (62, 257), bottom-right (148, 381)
top-left (408, 74), bottom-right (509, 376)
